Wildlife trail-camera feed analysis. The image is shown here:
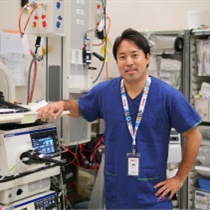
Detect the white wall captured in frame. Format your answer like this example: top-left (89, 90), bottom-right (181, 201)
top-left (0, 0), bottom-right (210, 102)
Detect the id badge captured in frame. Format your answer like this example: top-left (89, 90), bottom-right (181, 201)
top-left (127, 153), bottom-right (140, 176)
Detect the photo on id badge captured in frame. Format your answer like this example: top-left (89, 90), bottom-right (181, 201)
top-left (127, 153), bottom-right (140, 176)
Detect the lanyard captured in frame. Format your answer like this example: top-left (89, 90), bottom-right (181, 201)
top-left (121, 76), bottom-right (151, 154)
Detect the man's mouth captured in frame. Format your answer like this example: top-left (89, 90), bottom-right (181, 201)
top-left (125, 68), bottom-right (136, 73)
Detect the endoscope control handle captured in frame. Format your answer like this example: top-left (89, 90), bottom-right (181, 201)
top-left (21, 150), bottom-right (66, 165)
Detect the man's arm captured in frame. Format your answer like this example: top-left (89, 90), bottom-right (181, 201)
top-left (37, 99), bottom-right (81, 121)
top-left (175, 126), bottom-right (202, 183)
top-left (154, 126), bottom-right (202, 200)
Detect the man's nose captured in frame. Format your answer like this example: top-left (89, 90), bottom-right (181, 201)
top-left (126, 57), bottom-right (133, 65)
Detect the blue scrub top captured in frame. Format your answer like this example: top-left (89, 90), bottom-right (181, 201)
top-left (79, 76), bottom-right (202, 209)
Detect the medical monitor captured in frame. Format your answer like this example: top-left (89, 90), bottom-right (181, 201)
top-left (30, 127), bottom-right (60, 157)
top-left (31, 136), bottom-right (56, 155)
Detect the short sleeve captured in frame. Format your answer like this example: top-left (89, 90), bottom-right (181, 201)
top-left (78, 84), bottom-right (103, 122)
top-left (169, 92), bottom-right (202, 133)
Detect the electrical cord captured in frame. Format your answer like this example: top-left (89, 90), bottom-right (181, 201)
top-left (65, 120), bottom-right (88, 167)
top-left (92, 15), bottom-right (111, 47)
top-left (92, 0), bottom-right (107, 84)
top-left (27, 37), bottom-right (43, 104)
top-left (29, 56), bottom-right (37, 103)
top-left (0, 162), bottom-right (60, 183)
top-left (27, 55), bottom-right (37, 104)
top-left (50, 155), bottom-right (73, 210)
top-left (0, 159), bottom-right (27, 181)
top-left (21, 150), bottom-right (66, 165)
top-left (18, 3), bottom-right (44, 104)
top-left (0, 150), bottom-right (65, 183)
top-left (18, 2), bottom-right (46, 37)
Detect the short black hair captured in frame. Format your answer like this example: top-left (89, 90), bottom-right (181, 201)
top-left (112, 28), bottom-right (150, 61)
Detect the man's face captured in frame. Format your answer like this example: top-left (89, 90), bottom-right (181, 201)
top-left (116, 40), bottom-right (150, 84)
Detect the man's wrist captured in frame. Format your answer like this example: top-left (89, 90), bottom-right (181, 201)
top-left (61, 100), bottom-right (68, 110)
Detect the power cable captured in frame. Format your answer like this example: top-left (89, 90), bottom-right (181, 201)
top-left (92, 0), bottom-right (107, 84)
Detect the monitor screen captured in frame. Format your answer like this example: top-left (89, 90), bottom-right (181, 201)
top-left (32, 136), bottom-right (56, 154)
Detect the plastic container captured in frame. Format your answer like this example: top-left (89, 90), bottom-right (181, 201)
top-left (197, 144), bottom-right (210, 166)
top-left (188, 10), bottom-right (210, 29)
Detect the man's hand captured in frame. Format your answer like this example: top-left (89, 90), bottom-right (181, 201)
top-left (154, 176), bottom-right (183, 200)
top-left (37, 101), bottom-right (65, 121)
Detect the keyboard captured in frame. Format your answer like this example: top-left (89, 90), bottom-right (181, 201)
top-left (0, 100), bottom-right (31, 114)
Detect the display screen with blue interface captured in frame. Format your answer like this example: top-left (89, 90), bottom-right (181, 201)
top-left (32, 136), bottom-right (55, 154)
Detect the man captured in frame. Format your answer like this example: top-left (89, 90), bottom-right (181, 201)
top-left (38, 28), bottom-right (202, 209)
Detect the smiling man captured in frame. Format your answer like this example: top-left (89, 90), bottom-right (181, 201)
top-left (38, 28), bottom-right (202, 209)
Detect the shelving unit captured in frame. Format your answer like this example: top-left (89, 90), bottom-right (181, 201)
top-left (188, 29), bottom-right (210, 210)
top-left (143, 30), bottom-right (185, 210)
top-left (143, 30), bottom-right (184, 91)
